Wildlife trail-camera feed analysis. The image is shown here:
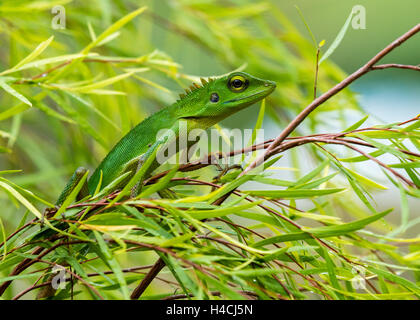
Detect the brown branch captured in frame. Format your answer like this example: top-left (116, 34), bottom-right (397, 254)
top-left (0, 219), bottom-right (36, 250)
top-left (130, 257), bottom-right (166, 300)
top-left (243, 23), bottom-right (420, 174)
top-left (36, 259), bottom-right (104, 300)
top-left (0, 240), bottom-right (86, 296)
top-left (371, 63), bottom-right (420, 72)
top-left (314, 48), bottom-right (320, 99)
top-left (269, 136), bottom-right (417, 187)
top-left (180, 176), bottom-right (363, 269)
top-left (334, 140), bottom-right (416, 187)
top-left (144, 140), bottom-right (273, 185)
top-left (13, 265), bottom-right (155, 300)
top-left (0, 246), bottom-right (45, 296)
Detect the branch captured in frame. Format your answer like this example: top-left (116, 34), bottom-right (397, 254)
top-left (372, 64), bottom-right (420, 72)
top-left (243, 23), bottom-right (420, 174)
top-left (130, 257), bottom-right (166, 300)
top-left (13, 265), bottom-right (155, 300)
top-left (144, 139), bottom-right (273, 184)
top-left (269, 135), bottom-right (417, 187)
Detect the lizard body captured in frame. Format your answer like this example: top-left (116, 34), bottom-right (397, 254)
top-left (58, 72), bottom-right (276, 203)
top-left (0, 72), bottom-right (276, 297)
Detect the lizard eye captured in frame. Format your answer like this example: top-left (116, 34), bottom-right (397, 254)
top-left (210, 92), bottom-right (219, 103)
top-left (228, 75), bottom-right (248, 92)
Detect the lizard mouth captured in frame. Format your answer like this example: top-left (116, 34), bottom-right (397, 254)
top-left (223, 87), bottom-right (275, 104)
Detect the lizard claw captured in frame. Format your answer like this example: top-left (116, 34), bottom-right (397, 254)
top-left (40, 207), bottom-right (58, 228)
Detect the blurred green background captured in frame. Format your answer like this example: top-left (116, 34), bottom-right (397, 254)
top-left (280, 0), bottom-right (420, 122)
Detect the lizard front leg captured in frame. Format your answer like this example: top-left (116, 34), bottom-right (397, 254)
top-left (41, 167), bottom-right (89, 225)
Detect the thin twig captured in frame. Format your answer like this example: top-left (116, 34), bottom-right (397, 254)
top-left (372, 63), bottom-right (420, 72)
top-left (314, 48), bottom-right (320, 99)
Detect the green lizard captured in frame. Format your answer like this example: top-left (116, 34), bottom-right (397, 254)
top-left (54, 71), bottom-right (276, 208)
top-left (0, 71), bottom-right (275, 297)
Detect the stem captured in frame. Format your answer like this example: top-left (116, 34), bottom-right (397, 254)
top-left (130, 257), bottom-right (166, 300)
top-left (372, 64), bottom-right (420, 72)
top-left (314, 48), bottom-right (320, 100)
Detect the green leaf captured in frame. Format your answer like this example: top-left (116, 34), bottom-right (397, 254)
top-left (93, 231), bottom-right (129, 299)
top-left (247, 98), bottom-right (265, 148)
top-left (294, 172), bottom-right (338, 190)
top-left (109, 142), bottom-right (160, 206)
top-left (208, 155), bottom-right (282, 203)
top-left (0, 80), bottom-right (32, 106)
top-left (188, 201), bottom-right (262, 220)
top-left (0, 271), bottom-right (46, 283)
top-left (91, 171), bottom-right (132, 200)
top-left (0, 177), bottom-right (54, 208)
top-left (132, 74), bottom-right (171, 93)
top-left (367, 266), bottom-right (420, 296)
top-left (389, 162), bottom-right (420, 169)
top-left (83, 7), bottom-right (147, 53)
top-left (345, 167), bottom-right (388, 190)
top-left (291, 158), bottom-right (330, 187)
top-left (348, 130), bottom-right (419, 139)
top-left (398, 182), bottom-right (410, 231)
top-left (339, 150), bottom-right (384, 162)
top-left (48, 92), bottom-right (108, 147)
top-left (53, 170), bottom-right (89, 218)
top-left (64, 91), bottom-right (120, 131)
top-left (346, 177), bottom-right (376, 213)
top-left (344, 115), bottom-right (369, 132)
top-left (243, 188), bottom-right (345, 199)
top-left (158, 253), bottom-right (197, 299)
top-left (0, 180), bottom-right (43, 220)
top-left (294, 5), bottom-right (317, 47)
top-left (203, 274), bottom-right (245, 300)
top-left (402, 119), bottom-right (420, 132)
top-left (0, 217), bottom-right (6, 261)
top-left (33, 101), bottom-right (76, 124)
top-left (0, 36), bottom-right (54, 75)
top-left (228, 268), bottom-right (285, 277)
top-left (354, 134), bottom-right (408, 159)
top-left (319, 9), bottom-right (354, 64)
top-left (138, 165), bottom-right (179, 198)
top-left (83, 212), bottom-right (164, 235)
top-left (319, 247), bottom-right (344, 299)
top-left (235, 211), bottom-right (283, 227)
top-left (254, 209), bottom-right (391, 247)
top-left (6, 53), bottom-right (95, 74)
top-left (68, 72), bottom-right (134, 93)
top-left (253, 176), bottom-right (294, 187)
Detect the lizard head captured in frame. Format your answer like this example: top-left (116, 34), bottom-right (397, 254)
top-left (176, 72), bottom-right (276, 125)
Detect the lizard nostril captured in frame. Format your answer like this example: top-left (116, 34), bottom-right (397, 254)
top-left (264, 81), bottom-right (276, 88)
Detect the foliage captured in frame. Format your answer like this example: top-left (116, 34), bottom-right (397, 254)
top-left (0, 0), bottom-right (419, 300)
